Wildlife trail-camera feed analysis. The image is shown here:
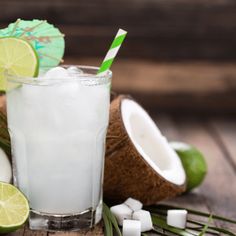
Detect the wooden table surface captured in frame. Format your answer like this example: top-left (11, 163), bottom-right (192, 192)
top-left (7, 114), bottom-right (236, 235)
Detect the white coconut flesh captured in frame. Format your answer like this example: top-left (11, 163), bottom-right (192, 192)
top-left (0, 148), bottom-right (12, 183)
top-left (121, 99), bottom-right (186, 186)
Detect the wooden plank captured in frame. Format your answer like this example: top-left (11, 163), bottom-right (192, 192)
top-left (66, 58), bottom-right (236, 94)
top-left (1, 23), bottom-right (236, 59)
top-left (1, 0), bottom-right (236, 59)
top-left (61, 26), bottom-right (236, 60)
top-left (23, 225), bottom-right (47, 236)
top-left (7, 225), bottom-right (25, 236)
top-left (107, 61), bottom-right (235, 94)
top-left (47, 224), bottom-right (103, 236)
top-left (210, 118), bottom-right (236, 171)
top-left (66, 58), bottom-right (236, 113)
top-left (1, 0), bottom-right (236, 30)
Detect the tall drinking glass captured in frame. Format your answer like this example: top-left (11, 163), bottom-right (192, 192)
top-left (6, 66), bottom-right (112, 231)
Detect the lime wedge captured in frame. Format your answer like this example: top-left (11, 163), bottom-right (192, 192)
top-left (0, 37), bottom-right (39, 91)
top-left (0, 182), bottom-right (29, 233)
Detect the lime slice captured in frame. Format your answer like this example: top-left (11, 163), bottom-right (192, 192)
top-left (0, 182), bottom-right (29, 233)
top-left (0, 37), bottom-right (39, 91)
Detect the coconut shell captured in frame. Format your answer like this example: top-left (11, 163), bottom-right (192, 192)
top-left (0, 95), bottom-right (6, 115)
top-left (0, 95), bottom-right (11, 160)
top-left (104, 95), bottom-right (186, 205)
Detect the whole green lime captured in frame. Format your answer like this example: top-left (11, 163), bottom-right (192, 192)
top-left (170, 142), bottom-right (207, 192)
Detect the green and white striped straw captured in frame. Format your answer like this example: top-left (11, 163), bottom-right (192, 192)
top-left (97, 29), bottom-right (127, 75)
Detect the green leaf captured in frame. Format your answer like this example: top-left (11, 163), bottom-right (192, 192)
top-left (152, 214), bottom-right (196, 236)
top-left (193, 228), bottom-right (219, 235)
top-left (103, 209), bottom-right (113, 236)
top-left (188, 219), bottom-right (235, 236)
top-left (186, 224), bottom-right (219, 235)
top-left (0, 136), bottom-right (11, 148)
top-left (103, 203), bottom-right (122, 236)
top-left (205, 226), bottom-right (236, 236)
top-left (151, 204), bottom-right (236, 225)
top-left (199, 214), bottom-right (212, 236)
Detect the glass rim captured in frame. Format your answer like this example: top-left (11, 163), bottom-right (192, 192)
top-left (6, 65), bottom-right (112, 86)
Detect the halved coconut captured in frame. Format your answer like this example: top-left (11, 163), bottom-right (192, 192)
top-left (0, 148), bottom-right (12, 183)
top-left (104, 95), bottom-right (186, 205)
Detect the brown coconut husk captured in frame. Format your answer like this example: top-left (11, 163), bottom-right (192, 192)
top-left (104, 95), bottom-right (186, 205)
top-left (0, 94), bottom-right (11, 159)
top-left (0, 94), bottom-right (6, 115)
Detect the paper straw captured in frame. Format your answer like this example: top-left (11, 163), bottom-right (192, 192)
top-left (97, 29), bottom-right (127, 75)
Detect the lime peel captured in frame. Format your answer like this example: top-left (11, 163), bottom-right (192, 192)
top-left (170, 141), bottom-right (207, 192)
top-left (0, 182), bottom-right (29, 233)
top-left (0, 37), bottom-right (39, 91)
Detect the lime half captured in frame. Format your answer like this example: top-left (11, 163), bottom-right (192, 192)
top-left (170, 142), bottom-right (207, 192)
top-left (0, 182), bottom-right (29, 233)
top-left (0, 37), bottom-right (39, 91)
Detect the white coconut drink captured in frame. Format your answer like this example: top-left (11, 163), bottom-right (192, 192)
top-left (104, 95), bottom-right (186, 205)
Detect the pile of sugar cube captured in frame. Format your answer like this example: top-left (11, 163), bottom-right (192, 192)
top-left (110, 198), bottom-right (188, 236)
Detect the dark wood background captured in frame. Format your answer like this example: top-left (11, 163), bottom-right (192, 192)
top-left (1, 0), bottom-right (236, 60)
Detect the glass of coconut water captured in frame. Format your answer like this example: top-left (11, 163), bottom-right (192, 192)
top-left (6, 66), bottom-right (112, 231)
